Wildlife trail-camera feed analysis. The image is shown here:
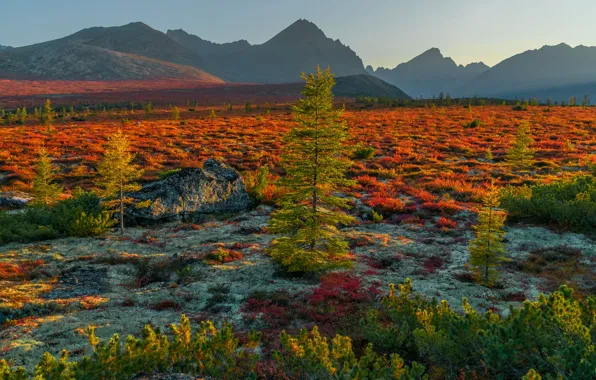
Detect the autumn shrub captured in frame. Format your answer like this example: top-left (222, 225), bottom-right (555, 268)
top-left (501, 175), bottom-right (596, 231)
top-left (244, 166), bottom-right (273, 203)
top-left (366, 190), bottom-right (405, 214)
top-left (0, 192), bottom-right (112, 244)
top-left (204, 247), bottom-right (244, 265)
top-left (297, 272), bottom-right (379, 330)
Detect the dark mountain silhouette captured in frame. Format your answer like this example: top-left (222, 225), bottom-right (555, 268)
top-left (0, 22), bottom-right (222, 81)
top-left (0, 45), bottom-right (11, 51)
top-left (368, 48), bottom-right (489, 98)
top-left (460, 44), bottom-right (596, 101)
top-left (334, 75), bottom-right (410, 99)
top-left (168, 19), bottom-right (366, 83)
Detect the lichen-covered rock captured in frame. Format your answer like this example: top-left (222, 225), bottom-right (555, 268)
top-left (127, 159), bottom-right (252, 224)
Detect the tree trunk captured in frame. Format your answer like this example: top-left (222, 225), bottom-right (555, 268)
top-left (485, 207), bottom-right (492, 284)
top-left (120, 181), bottom-right (124, 235)
top-left (310, 87), bottom-right (320, 252)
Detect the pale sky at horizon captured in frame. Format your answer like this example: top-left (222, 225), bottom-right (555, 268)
top-left (1, 0), bottom-right (594, 68)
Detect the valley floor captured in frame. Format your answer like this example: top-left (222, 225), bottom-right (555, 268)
top-left (1, 205), bottom-right (594, 371)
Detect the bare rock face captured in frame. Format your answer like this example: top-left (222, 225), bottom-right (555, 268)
top-left (127, 159), bottom-right (252, 224)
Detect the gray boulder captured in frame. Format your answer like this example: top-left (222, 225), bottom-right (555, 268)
top-left (0, 191), bottom-right (33, 209)
top-left (127, 159), bottom-right (253, 224)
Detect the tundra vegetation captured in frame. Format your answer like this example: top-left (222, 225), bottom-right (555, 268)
top-left (0, 69), bottom-right (595, 379)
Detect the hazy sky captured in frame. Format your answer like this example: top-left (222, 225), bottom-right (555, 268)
top-left (1, 0), bottom-right (594, 68)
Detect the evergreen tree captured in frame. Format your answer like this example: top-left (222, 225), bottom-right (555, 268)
top-left (32, 147), bottom-right (63, 206)
top-left (469, 184), bottom-right (507, 285)
top-left (144, 101), bottom-right (153, 115)
top-left (505, 122), bottom-right (534, 170)
top-left (485, 147), bottom-right (493, 161)
top-left (172, 106), bottom-right (180, 121)
top-left (268, 67), bottom-right (354, 272)
top-left (96, 130), bottom-right (143, 234)
top-left (210, 108), bottom-right (217, 120)
top-left (41, 99), bottom-right (53, 128)
top-left (245, 102), bottom-right (252, 113)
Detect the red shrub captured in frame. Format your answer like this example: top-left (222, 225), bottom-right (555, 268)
top-left (422, 256), bottom-right (445, 274)
top-left (436, 217), bottom-right (457, 229)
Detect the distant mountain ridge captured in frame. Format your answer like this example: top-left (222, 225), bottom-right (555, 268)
top-left (167, 19), bottom-right (367, 83)
top-left (460, 43), bottom-right (596, 100)
top-left (367, 48), bottom-right (490, 98)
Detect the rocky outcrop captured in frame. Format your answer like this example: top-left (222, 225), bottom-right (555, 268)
top-left (127, 159), bottom-right (252, 224)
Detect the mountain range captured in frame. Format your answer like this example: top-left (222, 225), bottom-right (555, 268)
top-left (167, 19), bottom-right (366, 83)
top-left (366, 48), bottom-right (490, 98)
top-left (0, 20), bottom-right (595, 101)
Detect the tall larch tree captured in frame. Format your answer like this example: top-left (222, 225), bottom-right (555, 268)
top-left (505, 122), bottom-right (534, 170)
top-left (468, 183), bottom-right (507, 286)
top-left (96, 129), bottom-right (143, 234)
top-left (32, 147), bottom-right (63, 206)
top-left (268, 67), bottom-right (354, 272)
top-left (41, 99), bottom-right (53, 130)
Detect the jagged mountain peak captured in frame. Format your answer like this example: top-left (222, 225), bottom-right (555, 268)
top-left (267, 19), bottom-right (327, 45)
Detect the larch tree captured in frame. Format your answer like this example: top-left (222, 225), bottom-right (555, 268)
top-left (32, 147), bottom-right (63, 206)
top-left (172, 106), bottom-right (180, 121)
top-left (41, 99), bottom-right (53, 130)
top-left (96, 129), bottom-right (143, 234)
top-left (468, 183), bottom-right (507, 286)
top-left (18, 107), bottom-right (27, 125)
top-left (268, 66), bottom-right (354, 272)
top-left (505, 122), bottom-right (534, 170)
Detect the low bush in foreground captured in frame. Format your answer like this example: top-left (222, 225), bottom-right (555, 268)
top-left (501, 175), bottom-right (596, 231)
top-left (1, 280), bottom-right (593, 379)
top-left (0, 192), bottom-right (113, 244)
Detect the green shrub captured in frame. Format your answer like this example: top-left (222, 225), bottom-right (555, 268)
top-left (361, 279), bottom-right (596, 379)
top-left (0, 192), bottom-right (112, 244)
top-left (372, 209), bottom-right (384, 222)
top-left (512, 102), bottom-right (528, 111)
top-left (501, 175), bottom-right (596, 231)
top-left (353, 146), bottom-right (377, 160)
top-left (465, 119), bottom-right (481, 129)
top-left (274, 327), bottom-right (427, 379)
